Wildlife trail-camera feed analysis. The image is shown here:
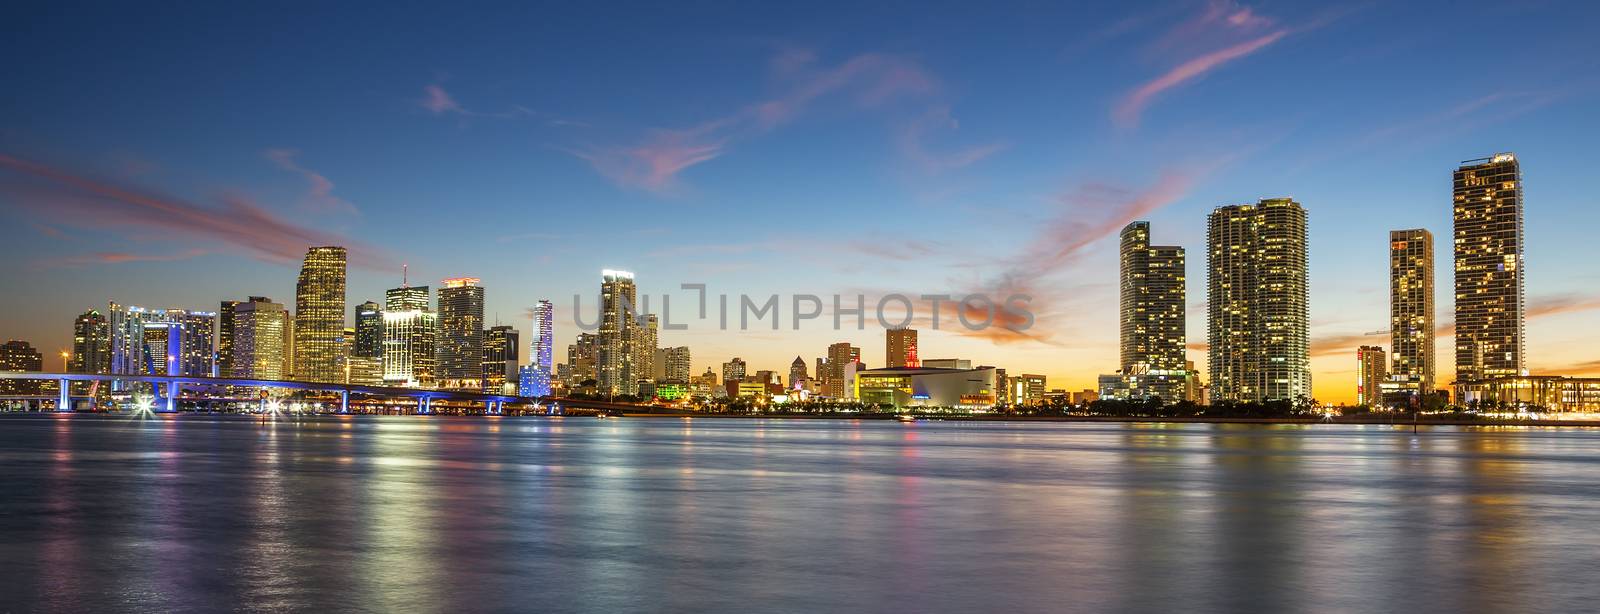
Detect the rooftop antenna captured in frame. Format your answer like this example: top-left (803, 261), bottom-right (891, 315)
top-left (403, 263), bottom-right (409, 287)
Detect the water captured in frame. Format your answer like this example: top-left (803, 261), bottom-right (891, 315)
top-left (1, 414), bottom-right (1598, 613)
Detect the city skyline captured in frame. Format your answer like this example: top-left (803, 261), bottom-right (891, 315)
top-left (3, 2), bottom-right (1600, 404)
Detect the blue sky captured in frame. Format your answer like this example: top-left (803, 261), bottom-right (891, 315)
top-left (3, 1), bottom-right (1598, 402)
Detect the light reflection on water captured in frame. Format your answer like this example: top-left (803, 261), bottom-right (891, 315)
top-left (1, 415), bottom-right (1598, 612)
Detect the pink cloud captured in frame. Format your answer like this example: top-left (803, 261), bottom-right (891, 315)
top-left (573, 51), bottom-right (940, 193)
top-left (1114, 29), bottom-right (1288, 128)
top-left (421, 84), bottom-right (464, 114)
top-left (0, 154), bottom-right (390, 268)
top-left (264, 148), bottom-right (357, 215)
top-left (46, 248), bottom-right (211, 269)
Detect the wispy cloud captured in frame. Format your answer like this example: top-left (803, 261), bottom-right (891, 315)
top-left (419, 84), bottom-right (540, 120)
top-left (1114, 29), bottom-right (1288, 128)
top-left (572, 51), bottom-right (939, 194)
top-left (43, 248), bottom-right (210, 269)
top-left (421, 84), bottom-right (463, 114)
top-left (0, 154), bottom-right (389, 268)
top-left (264, 148), bottom-right (356, 215)
top-left (897, 107), bottom-right (1007, 174)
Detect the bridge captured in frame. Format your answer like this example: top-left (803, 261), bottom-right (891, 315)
top-left (0, 371), bottom-right (646, 415)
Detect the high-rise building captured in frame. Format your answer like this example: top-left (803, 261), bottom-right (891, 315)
top-left (1207, 198), bottom-right (1311, 403)
top-left (886, 327), bottom-right (918, 368)
top-left (1115, 221), bottom-right (1189, 401)
top-left (789, 356), bottom-right (809, 388)
top-left (523, 299), bottom-right (554, 397)
top-left (106, 304), bottom-right (214, 380)
top-left (1454, 153), bottom-right (1525, 382)
top-left (384, 283), bottom-right (437, 388)
top-left (108, 302), bottom-right (153, 381)
top-left (566, 332), bottom-right (598, 387)
top-left (0, 340), bottom-right (44, 394)
top-left (598, 270), bottom-right (638, 396)
top-left (722, 357), bottom-right (747, 384)
top-left (825, 343), bottom-right (859, 398)
top-left (436, 277), bottom-right (486, 390)
top-left (1357, 346), bottom-right (1388, 407)
top-left (633, 313), bottom-right (658, 387)
top-left (1389, 229), bottom-right (1435, 393)
top-left (354, 301), bottom-right (383, 359)
top-left (662, 346), bottom-right (691, 383)
top-left (70, 309), bottom-right (109, 375)
top-left (231, 297), bottom-right (289, 380)
top-left (166, 309), bottom-right (216, 377)
top-left (482, 325), bottom-right (519, 394)
top-left (217, 300), bottom-right (240, 376)
top-left (293, 246), bottom-right (347, 383)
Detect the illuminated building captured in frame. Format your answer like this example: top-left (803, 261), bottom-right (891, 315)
top-left (1207, 198), bottom-right (1311, 403)
top-left (654, 382), bottom-right (688, 401)
top-left (231, 297), bottom-right (289, 380)
top-left (1357, 346), bottom-right (1387, 407)
top-left (436, 277), bottom-right (485, 390)
top-left (522, 299), bottom-right (554, 397)
top-left (106, 304), bottom-right (214, 382)
top-left (565, 332), bottom-right (598, 387)
top-left (0, 340), bottom-right (44, 394)
top-left (1454, 153), bottom-right (1525, 381)
top-left (788, 356), bottom-right (809, 388)
top-left (483, 325), bottom-right (519, 394)
top-left (1457, 375), bottom-right (1600, 412)
top-left (598, 269), bottom-right (638, 396)
top-left (165, 309), bottom-right (216, 377)
top-left (662, 346), bottom-right (691, 383)
top-left (1387, 228), bottom-right (1436, 397)
top-left (70, 309), bottom-right (109, 376)
top-left (855, 366), bottom-right (998, 409)
top-left (722, 357), bottom-right (747, 383)
top-left (992, 367), bottom-right (1008, 405)
top-left (886, 327), bottom-right (918, 368)
top-left (1011, 374), bottom-right (1046, 406)
top-left (293, 246), bottom-right (347, 383)
top-left (384, 283), bottom-right (437, 388)
top-left (217, 300), bottom-right (241, 376)
top-left (1110, 221), bottom-right (1191, 402)
top-left (108, 302), bottom-right (154, 381)
top-left (354, 301), bottom-right (383, 358)
top-left (922, 358), bottom-right (971, 369)
top-left (633, 313), bottom-right (657, 388)
top-left (824, 342), bottom-right (859, 398)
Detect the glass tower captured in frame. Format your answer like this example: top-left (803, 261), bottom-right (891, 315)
top-left (1453, 153), bottom-right (1525, 382)
top-left (1207, 198), bottom-right (1311, 403)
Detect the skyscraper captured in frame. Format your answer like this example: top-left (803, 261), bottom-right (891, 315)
top-left (825, 342), bottom-right (859, 398)
top-left (722, 357), bottom-right (747, 384)
top-left (354, 301), bottom-right (383, 358)
top-left (1390, 229), bottom-right (1435, 393)
top-left (789, 356), bottom-right (809, 388)
top-left (437, 277), bottom-right (486, 389)
top-left (70, 309), bottom-right (109, 376)
top-left (231, 297), bottom-right (289, 380)
top-left (1357, 345), bottom-right (1387, 407)
top-left (1207, 198), bottom-right (1311, 403)
top-left (886, 327), bottom-right (918, 368)
top-left (1454, 153), bottom-right (1525, 381)
top-left (217, 300), bottom-right (240, 376)
top-left (598, 270), bottom-right (638, 396)
top-left (524, 299), bottom-right (554, 397)
top-left (663, 346), bottom-right (691, 383)
top-left (384, 283), bottom-right (437, 388)
top-left (293, 246), bottom-right (347, 383)
top-left (633, 313), bottom-right (658, 387)
top-left (107, 302), bottom-right (154, 381)
top-left (1117, 221), bottom-right (1189, 401)
top-left (483, 324), bottom-right (519, 394)
top-left (566, 332), bottom-right (598, 387)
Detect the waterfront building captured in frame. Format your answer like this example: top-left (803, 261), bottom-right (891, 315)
top-left (293, 246), bottom-right (347, 383)
top-left (523, 299), bottom-right (554, 397)
top-left (1207, 198), bottom-right (1311, 403)
top-left (1113, 221), bottom-right (1191, 401)
top-left (565, 332), bottom-right (598, 387)
top-left (825, 342), bottom-right (859, 398)
top-left (789, 356), bottom-right (808, 388)
top-left (598, 270), bottom-right (638, 396)
top-left (217, 300), bottom-right (240, 376)
top-left (354, 301), bottom-right (383, 359)
top-left (0, 340), bottom-right (44, 394)
top-left (662, 346), bottom-right (691, 383)
top-left (633, 314), bottom-right (658, 387)
top-left (70, 309), bottom-right (109, 376)
top-left (383, 283), bottom-right (437, 388)
top-left (483, 325), bottom-right (519, 394)
top-left (886, 327), bottom-right (918, 368)
top-left (231, 297), bottom-right (289, 380)
top-left (1357, 346), bottom-right (1388, 407)
top-left (1454, 153), bottom-right (1525, 381)
top-left (437, 277), bottom-right (486, 390)
top-left (1457, 375), bottom-right (1600, 412)
top-left (855, 366), bottom-right (998, 409)
top-left (1389, 229), bottom-right (1435, 395)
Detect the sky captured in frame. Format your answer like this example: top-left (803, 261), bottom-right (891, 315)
top-left (2, 1), bottom-right (1599, 404)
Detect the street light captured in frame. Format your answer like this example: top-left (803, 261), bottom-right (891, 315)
top-left (59, 350), bottom-right (70, 371)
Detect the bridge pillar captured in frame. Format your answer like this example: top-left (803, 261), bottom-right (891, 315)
top-left (340, 389), bottom-right (350, 413)
top-left (420, 397), bottom-right (430, 414)
top-left (164, 381), bottom-right (179, 413)
top-left (57, 379), bottom-right (71, 412)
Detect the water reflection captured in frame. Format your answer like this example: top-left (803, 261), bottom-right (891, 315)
top-left (2, 416), bottom-right (1599, 612)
